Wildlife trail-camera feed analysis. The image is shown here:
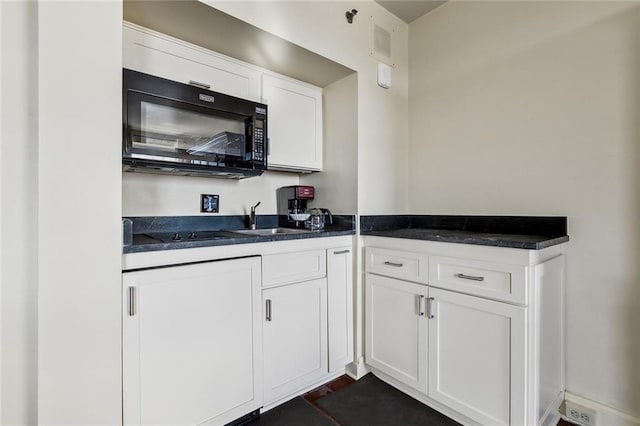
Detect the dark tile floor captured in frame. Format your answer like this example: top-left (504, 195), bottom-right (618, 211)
top-left (250, 374), bottom-right (577, 426)
top-left (250, 374), bottom-right (457, 426)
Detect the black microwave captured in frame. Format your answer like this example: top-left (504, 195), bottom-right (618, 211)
top-left (122, 69), bottom-right (267, 179)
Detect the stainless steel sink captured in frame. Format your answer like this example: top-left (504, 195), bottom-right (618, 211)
top-left (231, 227), bottom-right (310, 236)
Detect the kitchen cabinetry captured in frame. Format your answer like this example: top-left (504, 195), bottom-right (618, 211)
top-left (122, 236), bottom-right (355, 421)
top-left (123, 22), bottom-right (324, 172)
top-left (363, 237), bottom-right (564, 426)
top-left (365, 273), bottom-right (427, 393)
top-left (122, 257), bottom-right (262, 426)
top-left (262, 74), bottom-right (323, 172)
top-left (123, 22), bottom-right (261, 101)
top-left (428, 287), bottom-right (525, 425)
top-left (327, 246), bottom-right (354, 372)
top-left (262, 278), bottom-right (327, 403)
top-left (261, 244), bottom-right (353, 406)
top-left (262, 248), bottom-right (326, 287)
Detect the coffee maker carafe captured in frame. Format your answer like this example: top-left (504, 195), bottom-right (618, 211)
top-left (277, 185), bottom-right (315, 228)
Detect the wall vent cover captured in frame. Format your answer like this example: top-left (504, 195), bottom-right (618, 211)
top-left (370, 17), bottom-right (394, 66)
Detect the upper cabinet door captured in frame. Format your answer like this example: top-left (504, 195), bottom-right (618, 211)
top-left (262, 74), bottom-right (323, 172)
top-left (123, 23), bottom-right (261, 101)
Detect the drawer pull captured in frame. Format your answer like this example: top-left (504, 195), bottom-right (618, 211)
top-left (384, 261), bottom-right (404, 268)
top-left (456, 273), bottom-right (485, 282)
top-left (334, 250), bottom-right (350, 255)
top-left (417, 295), bottom-right (425, 316)
top-left (265, 299), bottom-right (272, 322)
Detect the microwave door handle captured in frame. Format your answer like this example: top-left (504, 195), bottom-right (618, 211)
top-left (188, 80), bottom-right (211, 90)
top-left (267, 137), bottom-right (270, 156)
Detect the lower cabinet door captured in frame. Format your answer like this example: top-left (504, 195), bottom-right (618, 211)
top-left (327, 246), bottom-right (354, 372)
top-left (122, 257), bottom-right (263, 426)
top-left (427, 287), bottom-right (526, 426)
top-left (263, 278), bottom-right (328, 404)
top-left (365, 273), bottom-right (428, 393)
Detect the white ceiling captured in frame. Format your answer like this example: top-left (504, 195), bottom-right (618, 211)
top-left (375, 0), bottom-right (447, 23)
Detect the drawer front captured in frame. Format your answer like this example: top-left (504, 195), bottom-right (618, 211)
top-left (263, 249), bottom-right (327, 287)
top-left (429, 256), bottom-right (527, 304)
top-left (365, 247), bottom-right (428, 284)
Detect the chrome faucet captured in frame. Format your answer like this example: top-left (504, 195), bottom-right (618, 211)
top-left (250, 201), bottom-right (261, 230)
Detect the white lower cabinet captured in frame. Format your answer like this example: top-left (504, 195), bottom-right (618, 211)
top-left (364, 239), bottom-right (565, 426)
top-left (262, 278), bottom-right (328, 403)
top-left (428, 287), bottom-right (525, 426)
top-left (122, 237), bottom-right (354, 425)
top-left (122, 257), bottom-right (262, 426)
top-left (327, 246), bottom-right (354, 372)
top-left (365, 273), bottom-right (428, 393)
top-left (365, 275), bottom-right (524, 425)
top-left (262, 245), bottom-right (354, 405)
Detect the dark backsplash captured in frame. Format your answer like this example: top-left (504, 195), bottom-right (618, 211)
top-left (360, 215), bottom-right (567, 236)
top-left (127, 214), bottom-right (356, 234)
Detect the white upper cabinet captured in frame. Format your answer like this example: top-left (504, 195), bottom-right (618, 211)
top-left (123, 23), bottom-right (262, 102)
top-left (123, 22), bottom-right (325, 173)
top-left (262, 74), bottom-right (323, 172)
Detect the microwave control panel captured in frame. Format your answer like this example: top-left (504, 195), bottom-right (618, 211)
top-left (254, 119), bottom-right (265, 161)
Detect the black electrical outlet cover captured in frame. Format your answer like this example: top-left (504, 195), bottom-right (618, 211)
top-left (201, 194), bottom-right (220, 213)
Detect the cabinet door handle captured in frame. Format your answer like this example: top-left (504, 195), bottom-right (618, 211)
top-left (417, 294), bottom-right (425, 316)
top-left (455, 273), bottom-right (485, 282)
top-left (384, 261), bottom-right (403, 267)
top-left (265, 299), bottom-right (272, 322)
top-left (426, 297), bottom-right (435, 319)
top-left (188, 80), bottom-right (211, 89)
top-left (334, 249), bottom-right (350, 255)
top-left (128, 287), bottom-right (136, 317)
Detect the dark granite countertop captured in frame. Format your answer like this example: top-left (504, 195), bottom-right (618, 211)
top-left (360, 215), bottom-right (569, 250)
top-left (123, 215), bottom-right (355, 254)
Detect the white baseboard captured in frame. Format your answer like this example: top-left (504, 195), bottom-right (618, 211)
top-left (540, 391), bottom-right (563, 426)
top-left (345, 357), bottom-right (369, 380)
top-left (564, 392), bottom-right (640, 426)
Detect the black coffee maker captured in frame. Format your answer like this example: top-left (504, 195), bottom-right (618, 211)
top-left (277, 185), bottom-right (315, 228)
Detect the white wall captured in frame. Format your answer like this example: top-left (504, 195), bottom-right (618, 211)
top-left (123, 171), bottom-right (298, 216)
top-left (409, 1), bottom-right (640, 420)
top-left (1, 1), bottom-right (38, 424)
top-left (37, 1), bottom-right (122, 424)
top-left (301, 73), bottom-right (359, 214)
top-left (206, 0), bottom-right (409, 214)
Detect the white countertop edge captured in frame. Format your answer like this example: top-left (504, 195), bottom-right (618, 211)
top-left (122, 235), bottom-right (354, 271)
